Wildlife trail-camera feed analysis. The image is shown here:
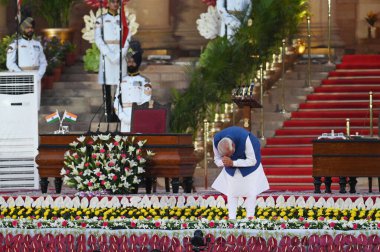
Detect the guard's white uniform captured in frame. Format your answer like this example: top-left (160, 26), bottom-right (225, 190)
top-left (113, 74), bottom-right (152, 132)
top-left (95, 12), bottom-right (129, 85)
top-left (216, 0), bottom-right (252, 40)
top-left (6, 37), bottom-right (47, 109)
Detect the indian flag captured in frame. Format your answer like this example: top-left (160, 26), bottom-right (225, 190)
top-left (45, 110), bottom-right (60, 124)
top-left (63, 110), bottom-right (78, 123)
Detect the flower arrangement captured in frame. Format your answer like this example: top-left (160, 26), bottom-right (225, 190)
top-left (61, 134), bottom-right (155, 194)
top-left (365, 11), bottom-right (378, 27)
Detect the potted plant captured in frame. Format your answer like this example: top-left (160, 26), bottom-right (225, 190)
top-left (365, 11), bottom-right (378, 39)
top-left (24, 0), bottom-right (79, 42)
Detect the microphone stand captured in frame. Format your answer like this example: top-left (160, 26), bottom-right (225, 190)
top-left (115, 0), bottom-right (123, 133)
top-left (87, 99), bottom-right (106, 134)
top-left (100, 0), bottom-right (109, 123)
top-left (15, 0), bottom-right (20, 69)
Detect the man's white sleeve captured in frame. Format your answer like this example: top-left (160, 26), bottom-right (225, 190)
top-left (38, 43), bottom-right (47, 80)
top-left (232, 136), bottom-right (257, 167)
top-left (94, 18), bottom-right (111, 57)
top-left (6, 43), bottom-right (22, 72)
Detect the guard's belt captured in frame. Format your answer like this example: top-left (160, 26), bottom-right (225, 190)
top-left (20, 66), bottom-right (38, 71)
top-left (105, 40), bottom-right (120, 45)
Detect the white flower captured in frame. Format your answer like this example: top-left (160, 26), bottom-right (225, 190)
top-left (83, 169), bottom-right (92, 176)
top-left (91, 135), bottom-right (99, 142)
top-left (128, 146), bottom-right (136, 153)
top-left (80, 146), bottom-right (87, 153)
top-left (196, 6), bottom-right (221, 40)
top-left (128, 160), bottom-right (138, 168)
top-left (146, 150), bottom-right (155, 156)
top-left (114, 135), bottom-right (122, 142)
top-left (98, 134), bottom-right (111, 141)
top-left (77, 136), bottom-right (86, 143)
top-left (137, 167), bottom-right (145, 174)
top-left (133, 176), bottom-right (140, 184)
top-left (137, 140), bottom-right (146, 147)
top-left (69, 141), bottom-right (78, 147)
top-left (74, 176), bottom-right (82, 183)
top-left (60, 168), bottom-right (67, 176)
top-left (106, 143), bottom-right (114, 150)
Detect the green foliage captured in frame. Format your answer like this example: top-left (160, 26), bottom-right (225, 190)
top-left (170, 0), bottom-right (308, 133)
top-left (23, 0), bottom-right (78, 28)
top-left (83, 44), bottom-right (100, 73)
top-left (0, 35), bottom-right (15, 70)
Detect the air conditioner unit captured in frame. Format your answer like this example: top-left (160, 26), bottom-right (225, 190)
top-left (0, 72), bottom-right (39, 189)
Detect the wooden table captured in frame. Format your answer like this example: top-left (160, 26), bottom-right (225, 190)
top-left (36, 133), bottom-right (197, 194)
top-left (313, 138), bottom-right (380, 193)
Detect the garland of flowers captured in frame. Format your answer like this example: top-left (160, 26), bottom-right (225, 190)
top-left (62, 135), bottom-right (155, 194)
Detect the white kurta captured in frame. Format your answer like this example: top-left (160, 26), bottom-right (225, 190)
top-left (113, 75), bottom-right (151, 132)
top-left (95, 13), bottom-right (129, 85)
top-left (211, 136), bottom-right (269, 197)
top-left (6, 37), bottom-right (47, 108)
top-left (216, 0), bottom-right (252, 39)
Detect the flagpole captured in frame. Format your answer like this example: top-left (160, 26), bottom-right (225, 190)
top-left (15, 0), bottom-right (20, 68)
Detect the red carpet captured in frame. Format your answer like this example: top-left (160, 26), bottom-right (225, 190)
top-left (262, 54), bottom-right (380, 191)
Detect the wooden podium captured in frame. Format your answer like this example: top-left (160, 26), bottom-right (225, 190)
top-left (36, 133), bottom-right (197, 194)
top-left (233, 96), bottom-right (262, 130)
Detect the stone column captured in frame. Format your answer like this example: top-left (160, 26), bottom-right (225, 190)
top-left (0, 4), bottom-right (8, 37)
top-left (173, 0), bottom-right (208, 53)
top-left (128, 0), bottom-right (177, 51)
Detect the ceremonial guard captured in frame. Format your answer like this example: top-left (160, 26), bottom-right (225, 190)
top-left (95, 0), bottom-right (129, 122)
top-left (216, 0), bottom-right (252, 40)
top-left (6, 16), bottom-right (47, 109)
top-left (114, 40), bottom-right (152, 132)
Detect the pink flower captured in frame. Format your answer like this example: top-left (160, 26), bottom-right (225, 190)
top-left (87, 140), bottom-right (94, 145)
top-left (209, 221), bottom-right (215, 228)
top-left (377, 222), bottom-right (380, 229)
top-left (96, 172), bottom-right (102, 177)
top-left (112, 175), bottom-right (118, 181)
top-left (229, 223), bottom-right (234, 228)
top-left (299, 217), bottom-right (305, 222)
top-left (137, 149), bottom-right (141, 154)
top-left (155, 221), bottom-right (161, 228)
top-left (102, 222), bottom-right (108, 227)
top-left (66, 169), bottom-right (70, 175)
top-left (84, 162), bottom-right (90, 167)
top-left (120, 216), bottom-right (126, 219)
top-left (81, 222), bottom-right (87, 228)
top-left (343, 216), bottom-right (348, 221)
top-left (280, 223), bottom-right (287, 229)
top-left (75, 216), bottom-right (81, 220)
top-left (318, 216), bottom-right (325, 221)
top-left (182, 223), bottom-right (188, 229)
top-left (37, 222), bottom-right (42, 228)
top-left (304, 222), bottom-right (310, 228)
top-left (137, 156), bottom-right (142, 160)
top-left (98, 216), bottom-right (103, 220)
top-left (121, 154), bottom-right (126, 158)
top-left (146, 216), bottom-right (152, 220)
top-left (96, 162), bottom-right (101, 167)
top-left (74, 154), bottom-right (79, 159)
top-left (101, 181), bottom-right (106, 185)
top-left (52, 216), bottom-right (57, 221)
top-left (329, 222), bottom-right (336, 228)
top-left (100, 149), bottom-right (105, 153)
top-left (124, 167), bottom-right (130, 171)
top-left (130, 222), bottom-right (136, 228)
top-left (114, 141), bottom-right (119, 146)
top-left (12, 220), bottom-right (18, 227)
top-left (109, 161), bottom-right (115, 167)
top-left (92, 154), bottom-right (97, 159)
top-left (353, 223), bottom-right (358, 230)
top-left (62, 220), bottom-right (68, 227)
top-left (87, 182), bottom-right (93, 186)
top-left (79, 172), bottom-right (83, 176)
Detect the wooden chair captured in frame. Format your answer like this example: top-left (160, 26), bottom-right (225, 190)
top-left (131, 101), bottom-right (171, 193)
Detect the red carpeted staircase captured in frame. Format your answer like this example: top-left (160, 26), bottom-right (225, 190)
top-left (262, 55), bottom-right (380, 191)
